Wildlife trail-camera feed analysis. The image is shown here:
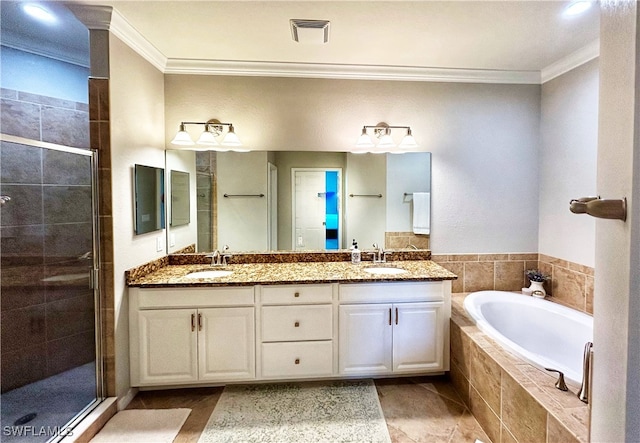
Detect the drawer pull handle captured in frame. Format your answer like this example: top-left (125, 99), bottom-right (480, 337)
top-left (295, 358), bottom-right (300, 365)
top-left (388, 308), bottom-right (392, 326)
top-left (294, 292), bottom-right (300, 298)
top-left (294, 321), bottom-right (300, 327)
top-left (395, 307), bottom-right (399, 325)
top-left (198, 313), bottom-right (202, 331)
top-left (191, 313), bottom-right (195, 332)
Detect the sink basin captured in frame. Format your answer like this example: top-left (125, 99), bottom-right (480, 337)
top-left (185, 270), bottom-right (233, 279)
top-left (363, 266), bottom-right (408, 275)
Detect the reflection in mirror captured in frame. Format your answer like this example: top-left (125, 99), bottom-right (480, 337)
top-left (170, 170), bottom-right (190, 226)
top-left (133, 164), bottom-right (165, 234)
top-left (165, 151), bottom-right (431, 253)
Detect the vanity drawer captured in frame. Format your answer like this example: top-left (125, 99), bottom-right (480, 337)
top-left (262, 305), bottom-right (333, 342)
top-left (261, 341), bottom-right (333, 378)
top-left (261, 284), bottom-right (333, 305)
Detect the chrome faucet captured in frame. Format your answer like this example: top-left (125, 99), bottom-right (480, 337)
top-left (207, 245), bottom-right (232, 266)
top-left (369, 243), bottom-right (387, 263)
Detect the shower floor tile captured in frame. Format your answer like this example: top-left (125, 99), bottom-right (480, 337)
top-left (0, 362), bottom-right (97, 443)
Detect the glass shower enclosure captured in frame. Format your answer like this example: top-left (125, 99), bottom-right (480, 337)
top-left (0, 137), bottom-right (103, 442)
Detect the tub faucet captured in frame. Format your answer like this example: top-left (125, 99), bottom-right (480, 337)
top-left (545, 368), bottom-right (568, 391)
top-left (578, 342), bottom-right (593, 403)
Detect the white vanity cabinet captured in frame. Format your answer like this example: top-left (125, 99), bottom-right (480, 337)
top-left (338, 282), bottom-right (449, 376)
top-left (259, 284), bottom-right (335, 379)
top-left (130, 287), bottom-right (255, 387)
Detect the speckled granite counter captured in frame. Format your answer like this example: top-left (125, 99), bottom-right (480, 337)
top-left (127, 260), bottom-right (457, 288)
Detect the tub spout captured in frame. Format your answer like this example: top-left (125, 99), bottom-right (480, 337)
top-left (578, 342), bottom-right (593, 403)
top-left (545, 368), bottom-right (568, 391)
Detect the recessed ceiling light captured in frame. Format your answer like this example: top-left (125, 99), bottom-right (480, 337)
top-left (563, 1), bottom-right (592, 17)
top-left (23, 3), bottom-right (57, 24)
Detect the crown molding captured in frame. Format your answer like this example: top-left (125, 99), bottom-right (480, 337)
top-left (164, 59), bottom-right (541, 84)
top-left (109, 9), bottom-right (167, 72)
top-left (80, 5), bottom-right (596, 85)
top-left (541, 39), bottom-right (600, 83)
top-left (68, 4), bottom-right (167, 72)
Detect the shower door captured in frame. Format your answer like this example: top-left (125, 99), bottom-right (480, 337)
top-left (0, 136), bottom-right (103, 442)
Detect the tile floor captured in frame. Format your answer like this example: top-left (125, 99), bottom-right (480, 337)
top-left (126, 376), bottom-right (491, 443)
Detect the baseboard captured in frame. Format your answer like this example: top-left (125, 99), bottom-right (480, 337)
top-left (62, 397), bottom-right (117, 443)
top-left (117, 387), bottom-right (139, 410)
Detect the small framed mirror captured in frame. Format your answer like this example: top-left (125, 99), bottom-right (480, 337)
top-left (170, 170), bottom-right (190, 227)
top-left (134, 164), bottom-right (166, 234)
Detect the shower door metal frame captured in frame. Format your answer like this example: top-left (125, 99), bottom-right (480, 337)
top-left (0, 134), bottom-right (105, 439)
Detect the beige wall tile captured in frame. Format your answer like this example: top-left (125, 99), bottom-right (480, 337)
top-left (501, 424), bottom-right (518, 443)
top-left (450, 361), bottom-right (470, 407)
top-left (442, 262), bottom-right (464, 293)
top-left (547, 413), bottom-right (581, 443)
top-left (450, 322), bottom-right (472, 377)
top-left (502, 373), bottom-right (547, 443)
top-left (552, 267), bottom-right (586, 311)
top-left (470, 386), bottom-right (501, 443)
top-left (495, 261), bottom-right (525, 291)
top-left (510, 253), bottom-right (539, 261)
top-left (470, 341), bottom-right (502, 414)
top-left (464, 262), bottom-right (495, 292)
top-left (585, 276), bottom-right (594, 314)
top-left (480, 254), bottom-right (509, 261)
top-left (451, 254), bottom-right (479, 262)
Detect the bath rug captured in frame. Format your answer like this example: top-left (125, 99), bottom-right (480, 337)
top-left (198, 379), bottom-right (391, 443)
top-left (90, 408), bottom-right (191, 443)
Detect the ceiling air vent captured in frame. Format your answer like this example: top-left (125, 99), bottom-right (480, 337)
top-left (290, 19), bottom-right (330, 44)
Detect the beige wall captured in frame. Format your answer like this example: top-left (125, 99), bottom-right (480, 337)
top-left (592, 4), bottom-right (640, 441)
top-left (539, 59), bottom-right (598, 268)
top-left (164, 75), bottom-right (541, 254)
top-left (109, 34), bottom-right (166, 403)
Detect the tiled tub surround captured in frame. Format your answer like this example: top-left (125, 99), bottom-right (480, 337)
top-left (432, 253), bottom-right (594, 315)
top-left (450, 294), bottom-right (589, 443)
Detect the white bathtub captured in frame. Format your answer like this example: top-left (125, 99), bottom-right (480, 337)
top-left (463, 290), bottom-right (593, 384)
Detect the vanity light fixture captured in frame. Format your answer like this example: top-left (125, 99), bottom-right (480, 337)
top-left (171, 119), bottom-right (247, 151)
top-left (354, 122), bottom-right (418, 154)
top-left (563, 0), bottom-right (592, 16)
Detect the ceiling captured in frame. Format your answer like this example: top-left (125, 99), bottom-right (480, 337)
top-left (1, 1), bottom-right (600, 83)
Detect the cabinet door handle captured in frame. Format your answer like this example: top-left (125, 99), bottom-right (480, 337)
top-left (295, 358), bottom-right (300, 365)
top-left (389, 308), bottom-right (392, 326)
top-left (395, 307), bottom-right (399, 325)
top-left (294, 321), bottom-right (300, 327)
top-left (191, 313), bottom-right (195, 332)
top-left (294, 292), bottom-right (300, 298)
top-left (198, 313), bottom-right (202, 331)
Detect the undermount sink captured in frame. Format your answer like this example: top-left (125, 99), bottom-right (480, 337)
top-left (185, 270), bottom-right (233, 279)
top-left (363, 266), bottom-right (408, 275)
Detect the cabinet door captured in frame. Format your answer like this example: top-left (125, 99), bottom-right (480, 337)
top-left (393, 302), bottom-right (444, 372)
top-left (339, 304), bottom-right (392, 375)
top-left (138, 309), bottom-right (198, 384)
top-left (198, 307), bottom-right (255, 381)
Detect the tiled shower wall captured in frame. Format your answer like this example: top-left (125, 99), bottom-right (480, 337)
top-left (0, 89), bottom-right (94, 392)
top-left (433, 253), bottom-right (594, 314)
top-left (195, 151), bottom-right (215, 252)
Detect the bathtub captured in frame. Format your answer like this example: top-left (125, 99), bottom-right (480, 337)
top-left (463, 290), bottom-right (593, 384)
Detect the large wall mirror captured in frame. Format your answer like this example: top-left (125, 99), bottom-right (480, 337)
top-left (165, 150), bottom-right (431, 253)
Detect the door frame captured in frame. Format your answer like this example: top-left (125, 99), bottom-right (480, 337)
top-left (290, 167), bottom-right (342, 250)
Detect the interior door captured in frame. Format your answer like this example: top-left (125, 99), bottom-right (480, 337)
top-left (293, 170), bottom-right (326, 250)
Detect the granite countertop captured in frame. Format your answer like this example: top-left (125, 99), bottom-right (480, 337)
top-left (128, 260), bottom-right (457, 288)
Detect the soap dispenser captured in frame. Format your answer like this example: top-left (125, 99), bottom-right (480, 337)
top-left (351, 241), bottom-right (361, 264)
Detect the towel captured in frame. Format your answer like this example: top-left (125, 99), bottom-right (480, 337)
top-left (412, 192), bottom-right (430, 235)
